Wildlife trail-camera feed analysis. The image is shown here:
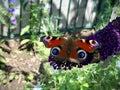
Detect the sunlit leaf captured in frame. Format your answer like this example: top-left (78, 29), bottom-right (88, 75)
top-left (27, 73), bottom-right (34, 81)
top-left (0, 57), bottom-right (6, 63)
top-left (0, 70), bottom-right (5, 75)
top-left (9, 73), bottom-right (16, 81)
top-left (2, 79), bottom-right (8, 84)
top-left (83, 83), bottom-right (89, 87)
top-left (20, 25), bottom-right (30, 35)
top-left (20, 39), bottom-right (30, 45)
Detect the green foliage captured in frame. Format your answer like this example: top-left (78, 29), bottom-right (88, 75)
top-left (21, 0), bottom-right (63, 36)
top-left (0, 40), bottom-right (19, 85)
top-left (9, 73), bottom-right (18, 81)
top-left (24, 82), bottom-right (33, 90)
top-left (94, 0), bottom-right (115, 30)
top-left (0, 70), bottom-right (7, 84)
top-left (0, 5), bottom-right (11, 25)
top-left (26, 73), bottom-right (34, 81)
top-left (41, 16), bottom-right (63, 36)
top-left (0, 48), bottom-right (7, 69)
top-left (20, 25), bottom-right (30, 36)
top-left (0, 52), bottom-right (18, 85)
top-left (0, 56), bottom-right (18, 85)
top-left (20, 25), bottom-right (42, 54)
top-left (20, 0), bottom-right (63, 54)
top-left (0, 40), bottom-right (7, 69)
top-left (41, 55), bottom-right (120, 90)
top-left (0, 5), bottom-right (16, 29)
top-left (114, 2), bottom-right (120, 16)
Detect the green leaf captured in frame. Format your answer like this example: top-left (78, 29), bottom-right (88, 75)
top-left (0, 15), bottom-right (8, 25)
top-left (10, 25), bottom-right (16, 29)
top-left (0, 74), bottom-right (5, 81)
top-left (20, 25), bottom-right (30, 35)
top-left (15, 75), bottom-right (19, 80)
top-left (2, 79), bottom-right (8, 84)
top-left (0, 48), bottom-right (2, 54)
top-left (27, 73), bottom-right (34, 81)
top-left (20, 39), bottom-right (30, 45)
top-left (9, 73), bottom-right (16, 81)
top-left (0, 57), bottom-right (6, 63)
top-left (0, 70), bottom-right (5, 75)
top-left (83, 83), bottom-right (89, 87)
top-left (24, 82), bottom-right (32, 90)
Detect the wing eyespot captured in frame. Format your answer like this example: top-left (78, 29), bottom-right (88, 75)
top-left (77, 49), bottom-right (87, 60)
top-left (80, 39), bottom-right (86, 42)
top-left (89, 40), bottom-right (99, 47)
top-left (51, 46), bottom-right (61, 56)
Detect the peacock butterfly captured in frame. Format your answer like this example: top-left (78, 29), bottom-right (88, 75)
top-left (41, 36), bottom-right (100, 64)
top-left (40, 17), bottom-right (120, 70)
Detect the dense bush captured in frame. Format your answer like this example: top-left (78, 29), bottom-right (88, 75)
top-left (94, 0), bottom-right (116, 30)
top-left (41, 55), bottom-right (120, 90)
top-left (20, 0), bottom-right (63, 54)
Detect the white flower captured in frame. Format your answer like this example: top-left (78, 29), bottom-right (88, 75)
top-left (116, 60), bottom-right (120, 68)
top-left (34, 83), bottom-right (42, 90)
top-left (45, 3), bottom-right (50, 10)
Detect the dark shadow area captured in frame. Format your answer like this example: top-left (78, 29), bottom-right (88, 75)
top-left (0, 46), bottom-right (11, 53)
top-left (0, 62), bottom-right (13, 73)
top-left (0, 55), bottom-right (13, 73)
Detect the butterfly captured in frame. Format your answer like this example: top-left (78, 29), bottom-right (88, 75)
top-left (41, 17), bottom-right (120, 70)
top-left (41, 36), bottom-right (100, 69)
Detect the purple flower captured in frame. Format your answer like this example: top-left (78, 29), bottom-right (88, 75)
top-left (9, 0), bottom-right (16, 3)
top-left (48, 50), bottom-right (93, 70)
top-left (11, 17), bottom-right (17, 25)
top-left (8, 8), bottom-right (15, 14)
top-left (87, 17), bottom-right (120, 60)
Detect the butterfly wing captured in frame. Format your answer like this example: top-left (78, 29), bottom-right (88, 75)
top-left (76, 39), bottom-right (99, 53)
top-left (41, 36), bottom-right (65, 48)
